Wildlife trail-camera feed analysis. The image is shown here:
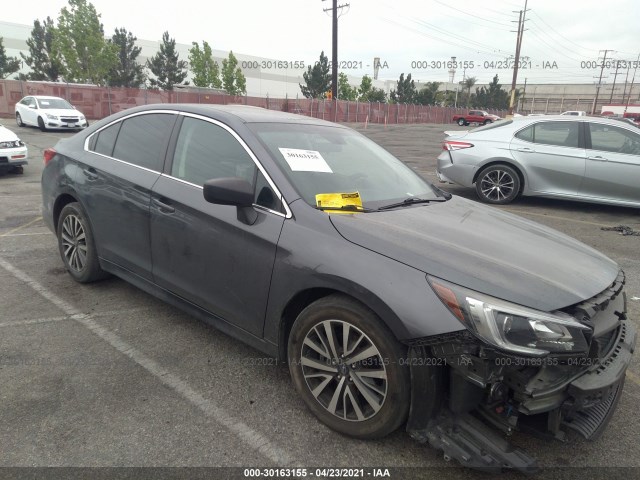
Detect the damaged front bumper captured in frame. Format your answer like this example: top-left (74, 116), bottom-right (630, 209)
top-left (406, 274), bottom-right (636, 473)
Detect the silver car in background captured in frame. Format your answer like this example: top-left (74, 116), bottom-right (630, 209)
top-left (437, 116), bottom-right (640, 206)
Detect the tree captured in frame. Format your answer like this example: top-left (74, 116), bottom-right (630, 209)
top-left (54, 0), bottom-right (118, 84)
top-left (462, 77), bottom-right (477, 106)
top-left (221, 51), bottom-right (246, 95)
top-left (107, 28), bottom-right (145, 87)
top-left (358, 75), bottom-right (386, 103)
top-left (415, 81), bottom-right (441, 105)
top-left (20, 17), bottom-right (62, 81)
top-left (146, 31), bottom-right (188, 90)
top-left (338, 72), bottom-right (357, 100)
top-left (390, 73), bottom-right (416, 104)
top-left (300, 51), bottom-right (331, 99)
top-left (474, 74), bottom-right (511, 109)
top-left (189, 41), bottom-right (221, 89)
top-left (0, 37), bottom-right (21, 79)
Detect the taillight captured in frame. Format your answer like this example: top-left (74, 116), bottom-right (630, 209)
top-left (442, 140), bottom-right (474, 151)
top-left (43, 148), bottom-right (57, 166)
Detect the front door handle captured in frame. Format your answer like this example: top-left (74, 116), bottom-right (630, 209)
top-left (587, 156), bottom-right (608, 162)
top-left (516, 147), bottom-right (534, 153)
top-left (152, 198), bottom-right (175, 214)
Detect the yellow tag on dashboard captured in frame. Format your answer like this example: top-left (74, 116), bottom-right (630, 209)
top-left (315, 192), bottom-right (363, 213)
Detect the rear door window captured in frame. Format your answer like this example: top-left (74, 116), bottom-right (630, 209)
top-left (111, 113), bottom-right (176, 171)
top-left (515, 121), bottom-right (580, 147)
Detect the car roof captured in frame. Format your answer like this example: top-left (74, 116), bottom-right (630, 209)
top-left (28, 95), bottom-right (67, 100)
top-left (120, 103), bottom-right (342, 127)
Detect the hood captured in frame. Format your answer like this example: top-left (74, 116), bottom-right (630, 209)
top-left (329, 196), bottom-right (619, 312)
top-left (41, 108), bottom-right (84, 118)
top-left (0, 126), bottom-right (20, 142)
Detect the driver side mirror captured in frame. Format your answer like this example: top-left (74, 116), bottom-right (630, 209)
top-left (203, 177), bottom-right (254, 207)
top-left (203, 177), bottom-right (257, 225)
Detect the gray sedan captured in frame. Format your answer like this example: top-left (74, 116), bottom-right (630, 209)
top-left (437, 116), bottom-right (640, 206)
top-left (41, 105), bottom-right (635, 473)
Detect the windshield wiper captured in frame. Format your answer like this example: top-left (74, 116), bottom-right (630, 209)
top-left (377, 197), bottom-right (447, 211)
top-left (315, 204), bottom-right (374, 213)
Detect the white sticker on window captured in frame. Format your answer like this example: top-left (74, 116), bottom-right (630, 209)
top-left (279, 148), bottom-right (332, 173)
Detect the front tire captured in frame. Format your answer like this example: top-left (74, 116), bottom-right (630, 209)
top-left (57, 202), bottom-right (108, 283)
top-left (475, 164), bottom-right (521, 204)
top-left (288, 294), bottom-right (410, 439)
top-left (37, 116), bottom-right (47, 132)
top-left (457, 118), bottom-right (466, 126)
top-left (16, 112), bottom-right (24, 127)
top-left (483, 119), bottom-right (492, 125)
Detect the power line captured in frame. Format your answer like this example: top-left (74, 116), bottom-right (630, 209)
top-left (431, 0), bottom-right (513, 27)
top-left (529, 11), bottom-right (594, 54)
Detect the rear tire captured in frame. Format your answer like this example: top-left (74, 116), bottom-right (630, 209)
top-left (57, 202), bottom-right (108, 283)
top-left (288, 294), bottom-right (410, 439)
top-left (475, 164), bottom-right (521, 204)
top-left (457, 118), bottom-right (466, 126)
top-left (37, 116), bottom-right (47, 132)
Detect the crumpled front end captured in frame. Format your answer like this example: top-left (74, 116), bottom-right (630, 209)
top-left (406, 271), bottom-right (636, 473)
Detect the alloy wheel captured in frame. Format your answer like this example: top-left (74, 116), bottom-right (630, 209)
top-left (300, 319), bottom-right (388, 422)
top-left (61, 214), bottom-right (87, 272)
top-left (480, 169), bottom-right (515, 202)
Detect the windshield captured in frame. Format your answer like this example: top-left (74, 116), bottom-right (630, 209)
top-left (37, 98), bottom-right (73, 110)
top-left (249, 123), bottom-right (441, 209)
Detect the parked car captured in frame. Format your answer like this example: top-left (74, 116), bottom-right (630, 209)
top-left (560, 110), bottom-right (587, 116)
top-left (15, 95), bottom-right (88, 132)
top-left (437, 115), bottom-right (640, 206)
top-left (452, 110), bottom-right (501, 126)
top-left (0, 123), bottom-right (28, 174)
top-left (41, 105), bottom-right (635, 472)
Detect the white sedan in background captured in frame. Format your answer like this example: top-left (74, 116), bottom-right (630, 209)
top-left (0, 123), bottom-right (28, 174)
top-left (15, 96), bottom-right (88, 132)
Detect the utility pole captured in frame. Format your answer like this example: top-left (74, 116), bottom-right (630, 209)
top-left (625, 53), bottom-right (640, 113)
top-left (609, 60), bottom-right (621, 104)
top-left (519, 77), bottom-right (527, 111)
top-left (508, 0), bottom-right (528, 116)
top-left (622, 63), bottom-right (630, 103)
top-left (323, 0), bottom-right (349, 100)
top-left (592, 49), bottom-right (612, 114)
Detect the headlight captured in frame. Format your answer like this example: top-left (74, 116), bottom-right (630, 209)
top-left (428, 276), bottom-right (591, 356)
top-left (79, 115), bottom-right (86, 120)
top-left (0, 140), bottom-right (23, 149)
top-left (45, 113), bottom-right (58, 120)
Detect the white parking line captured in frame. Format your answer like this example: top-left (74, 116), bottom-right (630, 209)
top-left (0, 232), bottom-right (51, 237)
top-left (0, 315), bottom-right (71, 328)
top-left (0, 308), bottom-right (156, 328)
top-left (0, 256), bottom-right (292, 466)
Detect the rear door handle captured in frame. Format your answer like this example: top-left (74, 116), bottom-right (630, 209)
top-left (152, 198), bottom-right (175, 214)
top-left (587, 156), bottom-right (608, 162)
top-left (82, 168), bottom-right (98, 180)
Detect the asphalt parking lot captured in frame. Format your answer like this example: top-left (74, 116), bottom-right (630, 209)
top-left (0, 118), bottom-right (639, 479)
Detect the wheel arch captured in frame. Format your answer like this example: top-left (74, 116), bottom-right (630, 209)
top-left (52, 193), bottom-right (80, 231)
top-left (276, 285), bottom-right (407, 363)
top-left (472, 159), bottom-right (526, 194)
